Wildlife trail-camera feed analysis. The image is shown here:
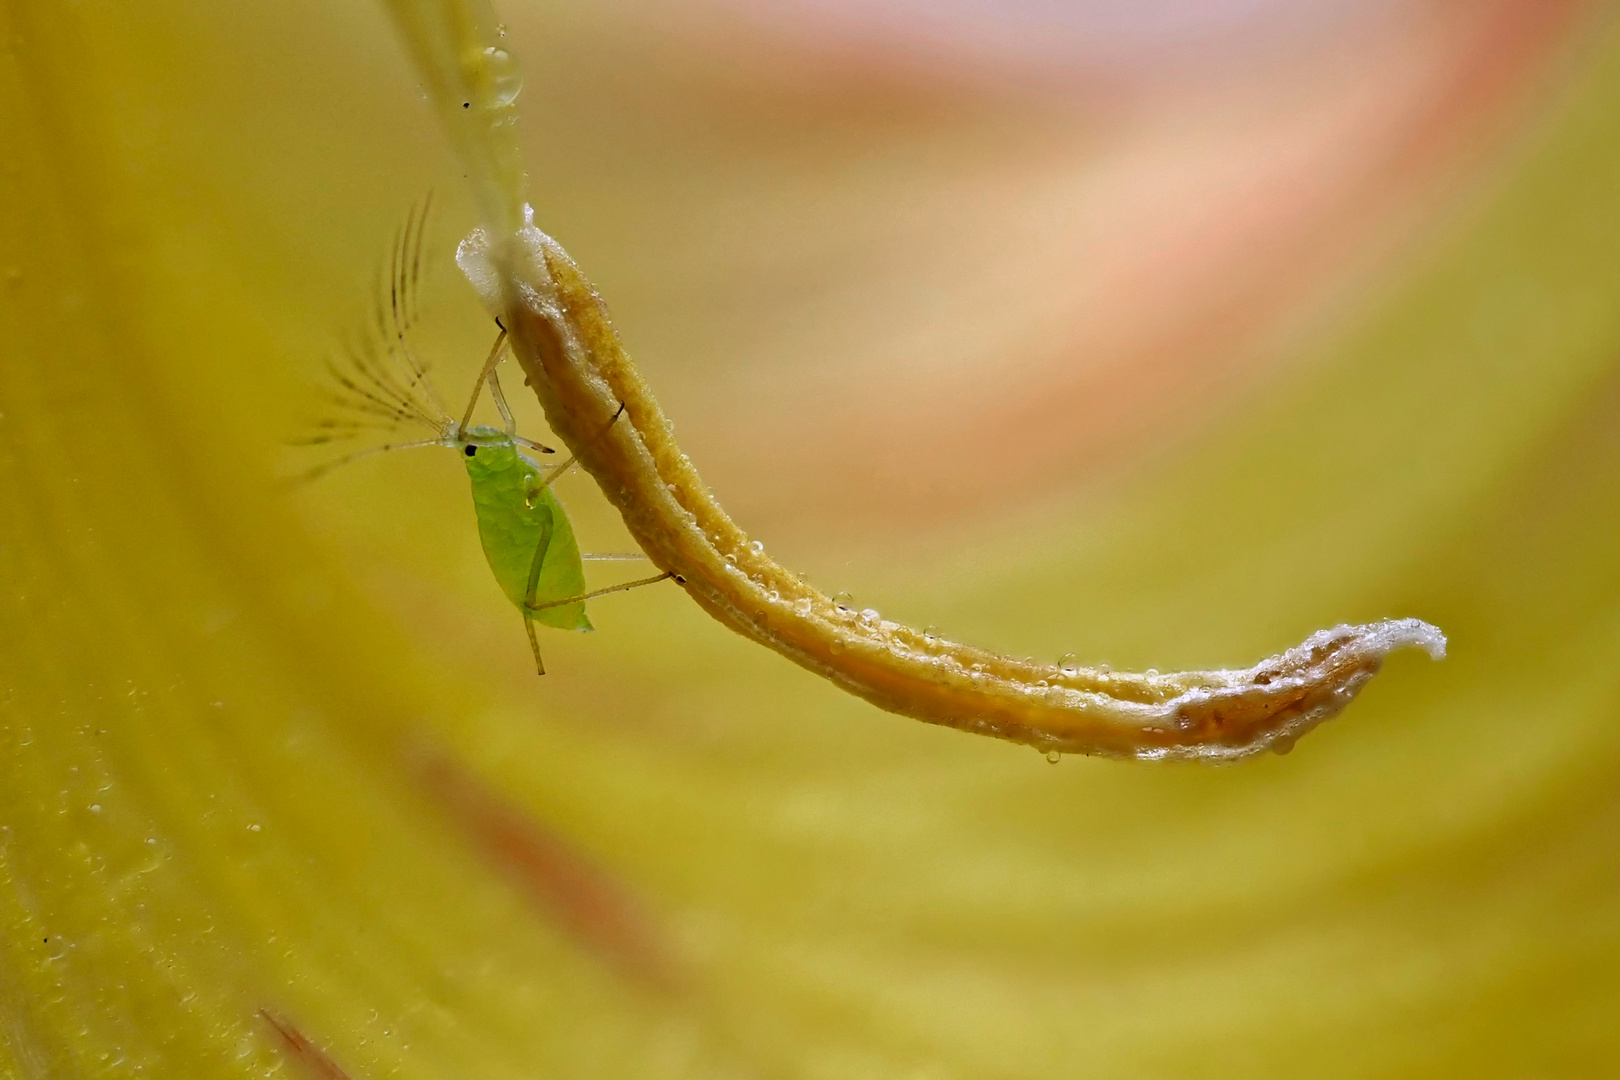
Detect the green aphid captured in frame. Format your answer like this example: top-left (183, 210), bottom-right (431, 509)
top-left (459, 421), bottom-right (590, 635)
top-left (299, 201), bottom-right (670, 672)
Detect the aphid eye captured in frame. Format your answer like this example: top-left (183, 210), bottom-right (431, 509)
top-left (464, 445), bottom-right (477, 457)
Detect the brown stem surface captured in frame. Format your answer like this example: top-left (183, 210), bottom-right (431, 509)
top-left (458, 214), bottom-right (1444, 762)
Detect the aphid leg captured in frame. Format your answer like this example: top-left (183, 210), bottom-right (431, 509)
top-left (458, 325), bottom-right (509, 434)
top-left (538, 452), bottom-right (580, 489)
top-left (486, 363), bottom-right (517, 434)
top-left (525, 572), bottom-right (675, 615)
top-left (524, 615), bottom-right (547, 676)
top-left (528, 401), bottom-right (629, 491)
top-left (522, 511), bottom-right (558, 676)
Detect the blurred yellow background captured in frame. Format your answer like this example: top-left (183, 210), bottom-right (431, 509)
top-left (3, 0), bottom-right (1619, 1076)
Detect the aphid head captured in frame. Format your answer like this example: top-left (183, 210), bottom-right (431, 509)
top-left (454, 424), bottom-right (521, 469)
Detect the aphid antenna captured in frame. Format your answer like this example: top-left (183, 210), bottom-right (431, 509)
top-left (294, 437), bottom-right (452, 484)
top-left (322, 332), bottom-right (446, 436)
top-left (285, 416), bottom-right (411, 448)
top-left (303, 344), bottom-right (447, 463)
top-left (512, 434), bottom-right (556, 455)
top-left (300, 198), bottom-right (482, 479)
top-left (386, 194), bottom-right (450, 420)
top-left (341, 334), bottom-right (444, 427)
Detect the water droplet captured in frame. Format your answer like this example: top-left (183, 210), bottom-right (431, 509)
top-left (923, 625), bottom-right (940, 644)
top-left (970, 662), bottom-right (985, 673)
top-left (750, 540), bottom-right (765, 555)
top-left (1045, 750), bottom-right (1061, 765)
top-left (766, 589), bottom-right (780, 602)
top-left (725, 553), bottom-right (738, 565)
top-left (247, 823), bottom-right (261, 832)
top-left (88, 804), bottom-right (100, 813)
top-left (829, 638), bottom-right (846, 655)
top-left (1034, 679), bottom-right (1047, 688)
top-left (833, 591), bottom-right (854, 614)
top-left (496, 22), bottom-right (508, 37)
top-left (480, 45), bottom-right (522, 107)
top-left (795, 597), bottom-right (813, 615)
top-left (1058, 652), bottom-right (1078, 677)
top-left (1145, 668), bottom-right (1159, 679)
top-left (858, 607), bottom-right (880, 626)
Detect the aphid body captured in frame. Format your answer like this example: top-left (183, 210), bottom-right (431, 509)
top-left (458, 424), bottom-right (588, 632)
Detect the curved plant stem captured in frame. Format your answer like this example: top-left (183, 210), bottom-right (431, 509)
top-left (381, 0), bottom-right (1444, 760)
top-left (458, 220), bottom-right (1446, 762)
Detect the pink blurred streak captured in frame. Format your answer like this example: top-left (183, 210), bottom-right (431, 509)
top-left (700, 0), bottom-right (1415, 87)
top-left (528, 0), bottom-right (1601, 536)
